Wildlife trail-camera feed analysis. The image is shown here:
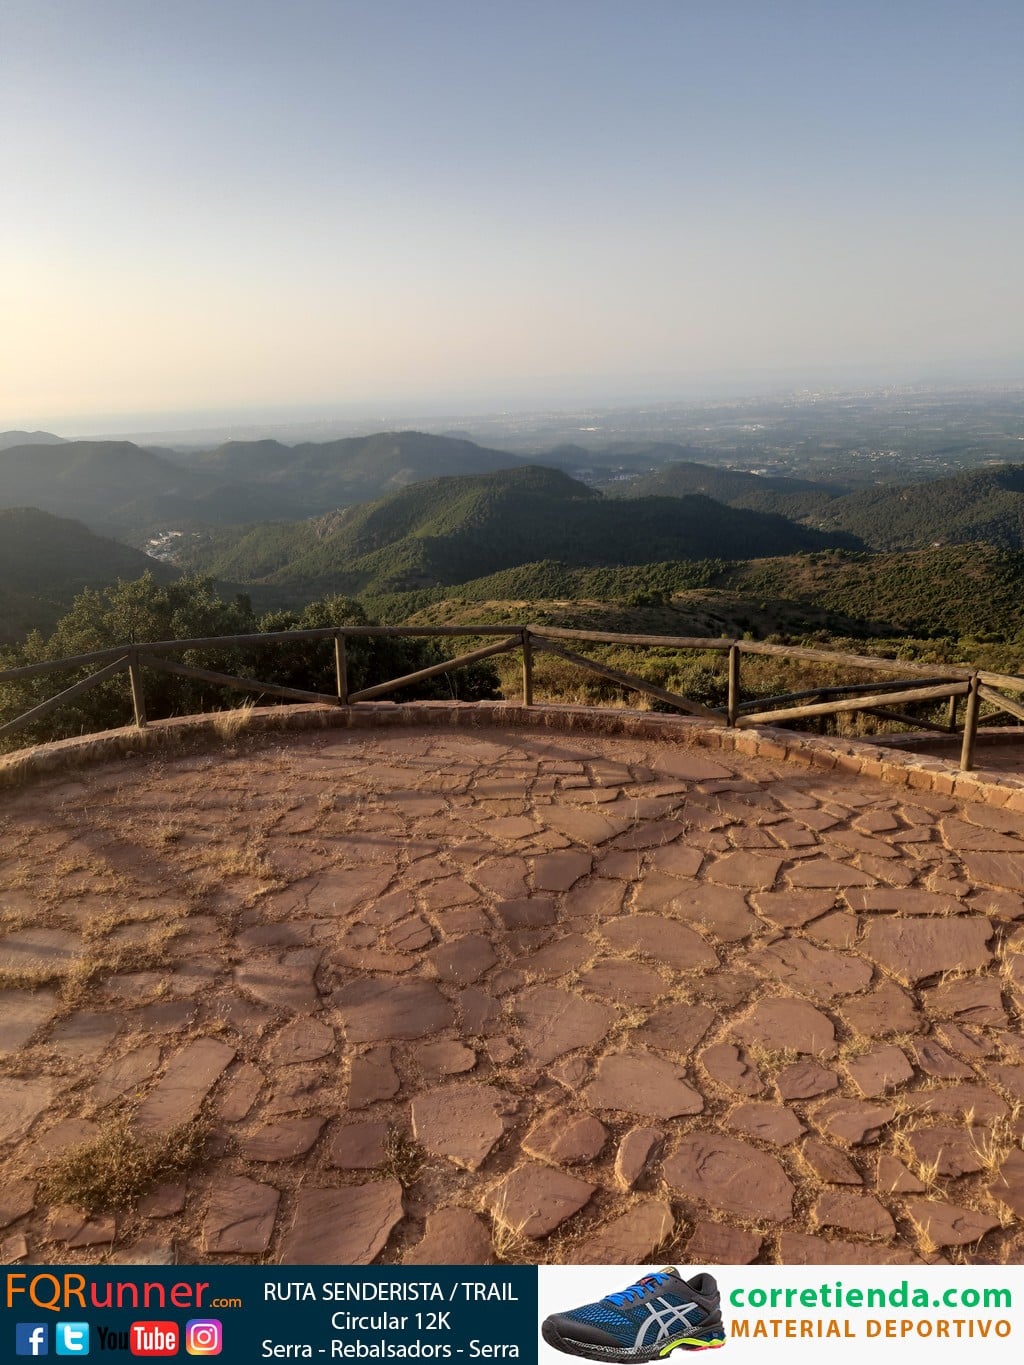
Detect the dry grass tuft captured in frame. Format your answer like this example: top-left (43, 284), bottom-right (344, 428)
top-left (35, 1111), bottom-right (209, 1214)
top-left (381, 1127), bottom-right (425, 1187)
top-left (212, 700), bottom-right (257, 742)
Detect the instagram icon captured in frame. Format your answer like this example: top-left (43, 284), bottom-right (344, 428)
top-left (186, 1320), bottom-right (224, 1355)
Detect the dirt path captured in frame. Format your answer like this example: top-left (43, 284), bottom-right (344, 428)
top-left (0, 726), bottom-right (1022, 1265)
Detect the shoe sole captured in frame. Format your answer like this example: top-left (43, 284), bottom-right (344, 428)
top-left (542, 1320), bottom-right (725, 1361)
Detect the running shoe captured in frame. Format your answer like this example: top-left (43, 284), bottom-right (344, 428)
top-left (542, 1267), bottom-right (725, 1361)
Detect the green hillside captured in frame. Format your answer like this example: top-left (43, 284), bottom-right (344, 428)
top-left (188, 465), bottom-right (856, 596)
top-left (0, 508), bottom-right (177, 642)
top-left (801, 463), bottom-right (1024, 550)
top-left (624, 458), bottom-right (1024, 553)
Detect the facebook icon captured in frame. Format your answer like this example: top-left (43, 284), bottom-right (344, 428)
top-left (16, 1323), bottom-right (49, 1356)
top-left (56, 1323), bottom-right (89, 1356)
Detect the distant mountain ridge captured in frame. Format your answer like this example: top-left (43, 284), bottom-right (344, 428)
top-left (0, 429), bottom-right (66, 449)
top-left (0, 431), bottom-right (531, 535)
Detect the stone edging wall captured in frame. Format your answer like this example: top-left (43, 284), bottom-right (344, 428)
top-left (2, 700), bottom-right (1024, 811)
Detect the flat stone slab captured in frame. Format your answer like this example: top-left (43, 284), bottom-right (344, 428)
top-left (404, 1208), bottom-right (494, 1265)
top-left (135, 1038), bottom-right (236, 1132)
top-left (329, 1122), bottom-right (389, 1170)
top-left (726, 1101), bottom-right (805, 1145)
top-left (516, 986), bottom-right (615, 1065)
top-left (0, 990), bottom-right (59, 1053)
top-left (813, 1189), bottom-right (895, 1238)
top-left (412, 1084), bottom-right (513, 1170)
top-left (614, 1127), bottom-right (662, 1190)
top-left (701, 1042), bottom-right (764, 1096)
top-left (202, 1175), bottom-right (280, 1253)
top-left (905, 1125), bottom-right (985, 1177)
top-left (279, 1182), bottom-right (404, 1262)
top-left (786, 859), bottom-right (875, 889)
top-left (586, 1052), bottom-right (704, 1119)
top-left (531, 851), bottom-right (592, 891)
top-left (235, 955), bottom-right (318, 1011)
top-left (862, 916), bottom-right (992, 984)
top-left (522, 1111), bottom-right (607, 1165)
top-left (638, 881), bottom-right (757, 941)
top-left (0, 928), bottom-right (83, 976)
top-left (567, 1199), bottom-right (674, 1264)
top-left (427, 935), bottom-right (497, 985)
top-left (904, 1198), bottom-right (1000, 1247)
top-left (0, 1180), bottom-right (35, 1229)
top-left (802, 1139), bottom-right (862, 1185)
top-left (94, 1043), bottom-right (163, 1106)
top-left (664, 1133), bottom-right (794, 1222)
top-left (733, 998), bottom-right (836, 1055)
top-left (706, 852), bottom-right (783, 889)
top-left (239, 1118), bottom-right (326, 1161)
top-left (777, 1062), bottom-right (838, 1100)
top-left (845, 888), bottom-right (964, 915)
top-left (0, 1078), bottom-right (54, 1143)
top-left (960, 851), bottom-right (1024, 891)
top-left (266, 1018), bottom-right (335, 1065)
top-left (814, 1097), bottom-right (895, 1145)
top-left (336, 978), bottom-right (454, 1041)
top-left (845, 1045), bottom-right (915, 1097)
top-left (840, 981), bottom-right (919, 1036)
top-left (635, 1002), bottom-right (715, 1056)
top-left (685, 1220), bottom-right (762, 1264)
top-left (578, 960), bottom-right (666, 1006)
top-left (45, 1010), bottom-right (119, 1060)
top-left (487, 1163), bottom-right (594, 1239)
top-left (600, 915), bottom-right (717, 970)
top-left (750, 939), bottom-right (873, 998)
top-left (306, 868), bottom-right (393, 915)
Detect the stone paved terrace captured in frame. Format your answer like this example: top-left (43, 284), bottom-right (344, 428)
top-left (1, 722), bottom-right (1023, 1267)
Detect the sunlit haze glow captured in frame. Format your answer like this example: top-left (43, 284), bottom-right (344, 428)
top-left (2, 0), bottom-right (1022, 431)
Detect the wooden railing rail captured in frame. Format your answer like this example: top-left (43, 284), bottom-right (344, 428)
top-left (1, 625), bottom-right (1021, 771)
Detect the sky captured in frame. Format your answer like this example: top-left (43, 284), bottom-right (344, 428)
top-left (2, 0), bottom-right (1022, 431)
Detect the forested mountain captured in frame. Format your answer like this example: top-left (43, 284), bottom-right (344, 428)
top-left (799, 464), bottom-right (1024, 550)
top-left (183, 465), bottom-right (858, 596)
top-left (0, 508), bottom-right (176, 642)
top-left (621, 458), bottom-right (1024, 552)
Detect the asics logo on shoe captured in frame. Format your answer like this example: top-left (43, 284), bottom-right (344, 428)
top-left (633, 1301), bottom-right (701, 1351)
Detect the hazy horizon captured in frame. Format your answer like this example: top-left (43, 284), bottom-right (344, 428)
top-left (3, 0), bottom-right (1022, 431)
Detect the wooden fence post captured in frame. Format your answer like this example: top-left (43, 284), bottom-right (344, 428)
top-left (946, 693), bottom-right (959, 732)
top-left (727, 644), bottom-right (740, 726)
top-left (128, 649), bottom-right (147, 728)
top-left (521, 629), bottom-right (533, 706)
top-left (334, 631), bottom-right (348, 704)
top-left (960, 675), bottom-right (980, 771)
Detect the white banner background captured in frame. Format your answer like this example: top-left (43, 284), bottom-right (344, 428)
top-left (538, 1265), bottom-right (1021, 1363)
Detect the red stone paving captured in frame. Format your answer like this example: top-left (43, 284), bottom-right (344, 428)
top-left (0, 725), bottom-right (1022, 1265)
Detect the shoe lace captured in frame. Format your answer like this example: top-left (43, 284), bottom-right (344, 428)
top-left (607, 1273), bottom-right (671, 1307)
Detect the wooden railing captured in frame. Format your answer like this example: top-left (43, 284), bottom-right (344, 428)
top-left (1, 624), bottom-right (1022, 771)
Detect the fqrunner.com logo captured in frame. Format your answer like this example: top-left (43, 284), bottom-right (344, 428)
top-left (16, 1324), bottom-right (49, 1356)
top-left (186, 1320), bottom-right (223, 1355)
top-left (56, 1323), bottom-right (90, 1356)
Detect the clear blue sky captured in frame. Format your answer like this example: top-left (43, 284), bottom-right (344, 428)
top-left (2, 0), bottom-right (1022, 428)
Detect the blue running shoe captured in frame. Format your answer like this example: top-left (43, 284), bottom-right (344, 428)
top-left (542, 1268), bottom-right (725, 1361)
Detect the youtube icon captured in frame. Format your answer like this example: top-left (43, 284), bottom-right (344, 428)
top-left (130, 1321), bottom-right (180, 1356)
